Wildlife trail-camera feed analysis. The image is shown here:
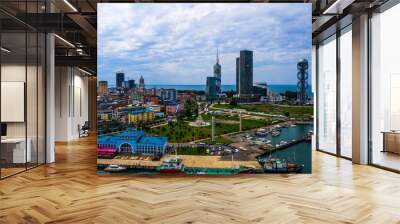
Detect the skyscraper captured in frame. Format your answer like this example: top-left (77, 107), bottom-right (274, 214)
top-left (98, 81), bottom-right (108, 95)
top-left (297, 58), bottom-right (309, 104)
top-left (236, 50), bottom-right (253, 96)
top-left (128, 79), bottom-right (136, 89)
top-left (139, 75), bottom-right (145, 91)
top-left (206, 76), bottom-right (218, 101)
top-left (116, 71), bottom-right (125, 88)
top-left (236, 57), bottom-right (240, 93)
top-left (213, 49), bottom-right (221, 93)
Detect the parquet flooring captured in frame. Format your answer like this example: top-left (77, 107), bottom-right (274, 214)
top-left (1, 136), bottom-right (400, 223)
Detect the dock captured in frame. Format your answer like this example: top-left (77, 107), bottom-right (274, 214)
top-left (97, 158), bottom-right (161, 169)
top-left (256, 136), bottom-right (310, 159)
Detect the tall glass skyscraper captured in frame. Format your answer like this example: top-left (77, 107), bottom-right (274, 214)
top-left (206, 77), bottom-right (218, 101)
top-left (116, 71), bottom-right (125, 88)
top-left (236, 50), bottom-right (253, 96)
top-left (128, 79), bottom-right (136, 89)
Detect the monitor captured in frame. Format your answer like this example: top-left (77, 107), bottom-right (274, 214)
top-left (1, 123), bottom-right (7, 137)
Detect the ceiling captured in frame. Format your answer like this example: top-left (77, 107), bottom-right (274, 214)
top-left (0, 0), bottom-right (392, 76)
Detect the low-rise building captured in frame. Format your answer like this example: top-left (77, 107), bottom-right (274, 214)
top-left (165, 101), bottom-right (180, 114)
top-left (128, 108), bottom-right (155, 124)
top-left (159, 88), bottom-right (177, 101)
top-left (97, 130), bottom-right (168, 156)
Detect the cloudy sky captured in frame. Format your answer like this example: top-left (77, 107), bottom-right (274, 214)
top-left (98, 3), bottom-right (311, 86)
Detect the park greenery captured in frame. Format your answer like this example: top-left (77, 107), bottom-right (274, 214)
top-left (177, 100), bottom-right (198, 121)
top-left (204, 136), bottom-right (234, 145)
top-left (147, 114), bottom-right (273, 143)
top-left (212, 103), bottom-right (313, 120)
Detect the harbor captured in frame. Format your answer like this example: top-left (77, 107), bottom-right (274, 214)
top-left (97, 123), bottom-right (313, 174)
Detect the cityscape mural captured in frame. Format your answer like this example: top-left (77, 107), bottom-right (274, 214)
top-left (97, 3), bottom-right (313, 175)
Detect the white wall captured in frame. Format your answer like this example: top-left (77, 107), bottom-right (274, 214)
top-left (55, 67), bottom-right (89, 141)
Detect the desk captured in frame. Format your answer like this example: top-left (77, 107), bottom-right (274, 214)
top-left (382, 131), bottom-right (400, 154)
top-left (1, 138), bottom-right (31, 163)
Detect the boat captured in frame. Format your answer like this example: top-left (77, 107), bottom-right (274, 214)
top-left (256, 128), bottom-right (268, 136)
top-left (271, 130), bottom-right (280, 137)
top-left (238, 165), bottom-right (261, 174)
top-left (159, 157), bottom-right (185, 174)
top-left (104, 164), bottom-right (127, 172)
top-left (262, 158), bottom-right (304, 174)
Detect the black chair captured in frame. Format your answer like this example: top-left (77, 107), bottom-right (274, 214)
top-left (79, 121), bottom-right (90, 138)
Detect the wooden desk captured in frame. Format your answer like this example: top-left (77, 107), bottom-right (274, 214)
top-left (382, 131), bottom-right (400, 154)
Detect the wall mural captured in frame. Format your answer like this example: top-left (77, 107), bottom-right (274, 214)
top-left (97, 3), bottom-right (313, 175)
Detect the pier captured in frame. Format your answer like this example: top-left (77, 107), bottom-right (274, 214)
top-left (256, 136), bottom-right (311, 159)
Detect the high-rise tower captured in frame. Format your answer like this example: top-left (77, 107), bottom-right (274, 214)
top-left (236, 50), bottom-right (253, 96)
top-left (116, 71), bottom-right (125, 88)
top-left (213, 48), bottom-right (221, 93)
top-left (297, 59), bottom-right (309, 104)
top-left (139, 75), bottom-right (145, 90)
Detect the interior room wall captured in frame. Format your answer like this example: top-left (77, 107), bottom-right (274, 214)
top-left (55, 66), bottom-right (89, 141)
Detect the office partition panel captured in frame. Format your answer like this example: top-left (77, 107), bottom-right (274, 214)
top-left (0, 31), bottom-right (28, 178)
top-left (0, 1), bottom-right (47, 179)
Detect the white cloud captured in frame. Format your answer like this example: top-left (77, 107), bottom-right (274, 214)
top-left (98, 3), bottom-right (311, 85)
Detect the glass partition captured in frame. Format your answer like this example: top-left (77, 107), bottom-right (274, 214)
top-left (1, 30), bottom-right (28, 177)
top-left (317, 35), bottom-right (337, 154)
top-left (0, 1), bottom-right (46, 179)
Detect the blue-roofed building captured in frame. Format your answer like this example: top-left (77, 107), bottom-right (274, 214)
top-left (97, 130), bottom-right (168, 156)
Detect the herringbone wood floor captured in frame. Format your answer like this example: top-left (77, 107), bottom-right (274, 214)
top-left (1, 136), bottom-right (400, 224)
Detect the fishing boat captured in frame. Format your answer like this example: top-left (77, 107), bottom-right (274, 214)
top-left (262, 158), bottom-right (303, 174)
top-left (104, 164), bottom-right (127, 172)
top-left (159, 157), bottom-right (185, 174)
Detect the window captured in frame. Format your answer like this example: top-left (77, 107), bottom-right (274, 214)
top-left (370, 3), bottom-right (400, 171)
top-left (120, 143), bottom-right (132, 153)
top-left (339, 27), bottom-right (352, 158)
top-left (317, 35), bottom-right (337, 154)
